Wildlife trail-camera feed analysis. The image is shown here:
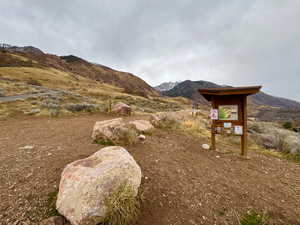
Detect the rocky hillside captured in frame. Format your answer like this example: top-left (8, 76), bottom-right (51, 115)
top-left (162, 80), bottom-right (300, 110)
top-left (0, 44), bottom-right (159, 97)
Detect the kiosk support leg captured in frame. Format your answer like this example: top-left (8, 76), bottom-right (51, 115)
top-left (241, 96), bottom-right (248, 157)
top-left (211, 125), bottom-right (216, 150)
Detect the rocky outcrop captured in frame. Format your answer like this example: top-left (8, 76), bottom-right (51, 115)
top-left (150, 113), bottom-right (171, 128)
top-left (249, 122), bottom-right (300, 155)
top-left (56, 146), bottom-right (142, 225)
top-left (149, 111), bottom-right (190, 128)
top-left (129, 120), bottom-right (154, 133)
top-left (91, 118), bottom-right (124, 142)
top-left (112, 102), bottom-right (131, 116)
top-left (91, 118), bottom-right (139, 145)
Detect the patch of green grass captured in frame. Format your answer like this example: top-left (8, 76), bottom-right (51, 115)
top-left (283, 121), bottom-right (293, 129)
top-left (94, 139), bottom-right (116, 146)
top-left (240, 210), bottom-right (268, 225)
top-left (46, 190), bottom-right (60, 217)
top-left (99, 184), bottom-right (141, 225)
top-left (284, 153), bottom-right (300, 164)
top-left (261, 149), bottom-right (300, 165)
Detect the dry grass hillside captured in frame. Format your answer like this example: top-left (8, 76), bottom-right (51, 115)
top-left (0, 46), bottom-right (190, 118)
top-left (0, 47), bottom-right (158, 97)
top-left (0, 65), bottom-right (187, 118)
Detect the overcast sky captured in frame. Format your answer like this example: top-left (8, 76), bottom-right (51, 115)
top-left (1, 0), bottom-right (300, 100)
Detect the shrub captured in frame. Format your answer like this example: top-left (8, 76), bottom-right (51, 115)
top-left (100, 184), bottom-right (141, 225)
top-left (114, 125), bottom-right (138, 145)
top-left (50, 108), bottom-right (60, 117)
top-left (156, 117), bottom-right (179, 130)
top-left (24, 108), bottom-right (40, 115)
top-left (64, 103), bottom-right (100, 113)
top-left (0, 88), bottom-right (5, 97)
top-left (46, 190), bottom-right (59, 217)
top-left (240, 210), bottom-right (268, 225)
top-left (26, 78), bottom-right (42, 86)
top-left (150, 113), bottom-right (180, 130)
top-left (283, 121), bottom-right (292, 129)
top-left (41, 102), bottom-right (60, 110)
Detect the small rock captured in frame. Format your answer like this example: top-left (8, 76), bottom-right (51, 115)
top-left (138, 134), bottom-right (146, 141)
top-left (202, 144), bottom-right (210, 150)
top-left (40, 216), bottom-right (65, 225)
top-left (216, 155), bottom-right (220, 158)
top-left (19, 145), bottom-right (34, 150)
top-left (112, 102), bottom-right (131, 116)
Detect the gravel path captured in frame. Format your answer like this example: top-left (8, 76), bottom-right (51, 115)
top-left (0, 114), bottom-right (299, 225)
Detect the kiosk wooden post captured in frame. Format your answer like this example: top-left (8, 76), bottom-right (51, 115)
top-left (199, 86), bottom-right (262, 157)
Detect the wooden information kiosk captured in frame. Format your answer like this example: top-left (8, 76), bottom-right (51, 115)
top-left (199, 86), bottom-right (262, 157)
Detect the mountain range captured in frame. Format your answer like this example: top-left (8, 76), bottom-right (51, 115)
top-left (154, 81), bottom-right (180, 92)
top-left (2, 43), bottom-right (300, 113)
top-left (156, 80), bottom-right (300, 110)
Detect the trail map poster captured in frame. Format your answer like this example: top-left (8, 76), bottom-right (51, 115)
top-left (218, 105), bottom-right (238, 120)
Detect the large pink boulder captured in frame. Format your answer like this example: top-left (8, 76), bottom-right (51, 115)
top-left (56, 146), bottom-right (142, 225)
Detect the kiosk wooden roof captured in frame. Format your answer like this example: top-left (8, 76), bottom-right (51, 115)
top-left (199, 86), bottom-right (262, 101)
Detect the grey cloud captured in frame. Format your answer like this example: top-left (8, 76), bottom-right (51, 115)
top-left (1, 0), bottom-right (300, 100)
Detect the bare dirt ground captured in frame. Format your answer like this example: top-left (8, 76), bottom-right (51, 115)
top-left (0, 113), bottom-right (300, 225)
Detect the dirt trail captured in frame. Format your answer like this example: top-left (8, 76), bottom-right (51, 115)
top-left (0, 114), bottom-right (300, 225)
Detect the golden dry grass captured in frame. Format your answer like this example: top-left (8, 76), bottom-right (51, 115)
top-left (7, 53), bottom-right (37, 63)
top-left (180, 119), bottom-right (210, 138)
top-left (0, 67), bottom-right (187, 118)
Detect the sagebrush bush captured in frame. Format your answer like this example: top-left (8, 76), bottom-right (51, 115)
top-left (283, 121), bottom-right (293, 129)
top-left (64, 103), bottom-right (100, 113)
top-left (114, 125), bottom-right (138, 145)
top-left (26, 78), bottom-right (42, 86)
top-left (157, 118), bottom-right (179, 130)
